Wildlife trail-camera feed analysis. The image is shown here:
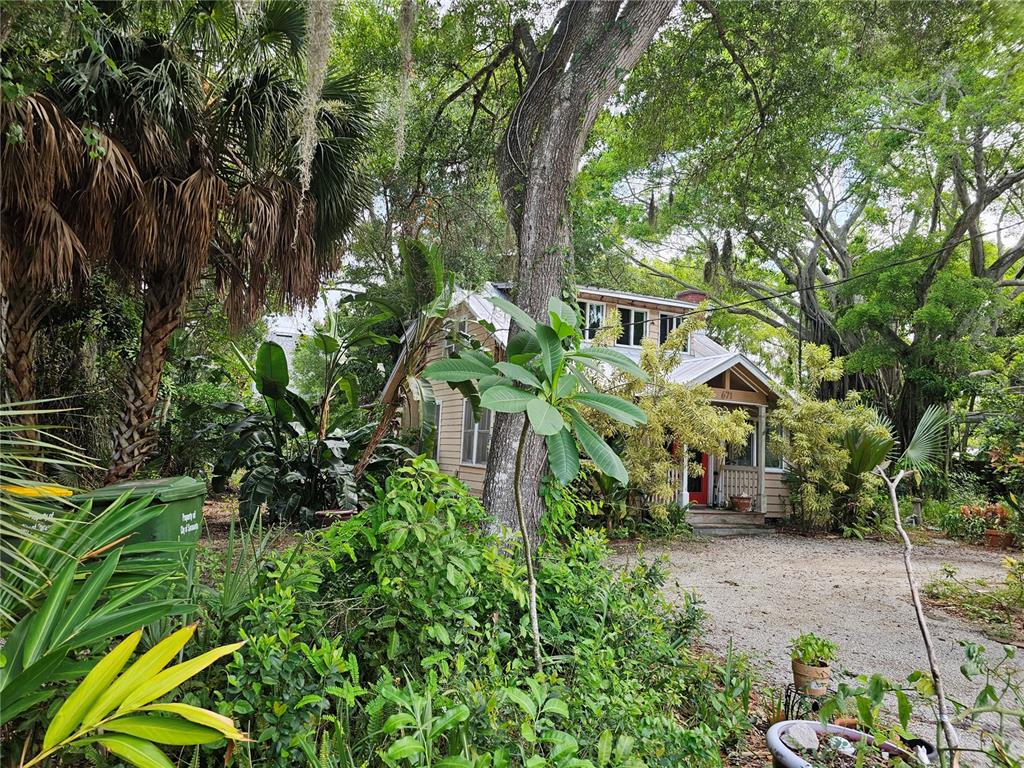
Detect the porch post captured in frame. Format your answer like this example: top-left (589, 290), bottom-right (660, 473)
top-left (757, 405), bottom-right (767, 515)
top-left (681, 444), bottom-right (690, 506)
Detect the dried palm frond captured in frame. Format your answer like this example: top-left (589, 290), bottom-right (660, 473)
top-left (69, 131), bottom-right (144, 257)
top-left (167, 168), bottom-right (229, 287)
top-left (0, 94), bottom-right (82, 216)
top-left (18, 201), bottom-right (89, 290)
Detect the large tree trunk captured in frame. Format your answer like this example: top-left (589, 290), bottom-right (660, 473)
top-left (484, 1), bottom-right (674, 544)
top-left (106, 279), bottom-right (188, 482)
top-left (3, 289), bottom-right (43, 405)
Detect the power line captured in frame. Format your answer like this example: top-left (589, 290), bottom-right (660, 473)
top-left (594, 222), bottom-right (1024, 333)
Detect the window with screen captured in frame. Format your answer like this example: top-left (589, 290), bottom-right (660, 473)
top-left (728, 428), bottom-right (756, 466)
top-left (764, 425), bottom-right (786, 469)
top-left (421, 400), bottom-right (441, 459)
top-left (461, 399), bottom-right (492, 465)
top-left (659, 314), bottom-right (689, 350)
top-left (444, 319), bottom-right (468, 357)
top-left (616, 308), bottom-right (648, 346)
top-left (578, 301), bottom-right (605, 340)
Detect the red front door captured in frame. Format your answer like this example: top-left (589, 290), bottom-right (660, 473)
top-left (687, 452), bottom-right (710, 505)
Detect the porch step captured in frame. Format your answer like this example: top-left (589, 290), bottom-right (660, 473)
top-left (687, 510), bottom-right (765, 527)
top-left (693, 523), bottom-right (776, 538)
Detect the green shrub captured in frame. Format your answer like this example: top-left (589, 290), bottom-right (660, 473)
top-left (930, 501), bottom-right (988, 543)
top-left (315, 459), bottom-right (751, 767)
top-left (319, 457), bottom-right (526, 675)
top-left (220, 584), bottom-right (364, 764)
top-left (181, 460), bottom-right (752, 767)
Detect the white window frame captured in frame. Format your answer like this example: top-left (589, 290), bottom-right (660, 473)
top-left (764, 424), bottom-right (787, 472)
top-left (616, 307), bottom-right (648, 347)
top-left (579, 300), bottom-right (606, 340)
top-left (658, 313), bottom-right (689, 351)
top-left (421, 399), bottom-right (442, 458)
top-left (460, 399), bottom-right (491, 466)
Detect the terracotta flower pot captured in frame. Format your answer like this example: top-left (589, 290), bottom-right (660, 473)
top-left (984, 528), bottom-right (1015, 550)
top-left (730, 494), bottom-right (753, 513)
top-left (791, 659), bottom-right (831, 697)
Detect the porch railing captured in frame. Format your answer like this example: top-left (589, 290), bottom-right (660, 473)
top-left (719, 465), bottom-right (758, 503)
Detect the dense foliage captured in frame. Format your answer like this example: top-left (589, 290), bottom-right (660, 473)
top-left (768, 346), bottom-right (892, 531)
top-left (215, 339), bottom-right (411, 526)
top-left (182, 459), bottom-right (752, 768)
top-left (583, 313), bottom-right (750, 518)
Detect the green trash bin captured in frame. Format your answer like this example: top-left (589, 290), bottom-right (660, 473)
top-left (74, 476), bottom-right (207, 601)
top-left (75, 476), bottom-right (206, 544)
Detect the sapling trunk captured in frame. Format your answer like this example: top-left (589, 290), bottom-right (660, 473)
top-left (880, 468), bottom-right (961, 765)
top-left (515, 417), bottom-right (543, 674)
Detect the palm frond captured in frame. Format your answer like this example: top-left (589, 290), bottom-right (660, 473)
top-left (0, 401), bottom-right (169, 630)
top-left (897, 404), bottom-right (950, 474)
top-left (254, 0), bottom-right (307, 62)
top-left (842, 425), bottom-right (896, 478)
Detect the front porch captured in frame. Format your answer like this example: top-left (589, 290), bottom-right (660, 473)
top-left (662, 354), bottom-right (789, 534)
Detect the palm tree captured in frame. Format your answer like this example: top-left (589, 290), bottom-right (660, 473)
top-left (0, 93), bottom-right (140, 409)
top-left (1, 1), bottom-right (372, 479)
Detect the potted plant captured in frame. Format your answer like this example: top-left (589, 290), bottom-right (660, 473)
top-left (969, 502), bottom-right (1014, 549)
top-left (730, 493), bottom-right (754, 513)
top-left (790, 633), bottom-right (837, 697)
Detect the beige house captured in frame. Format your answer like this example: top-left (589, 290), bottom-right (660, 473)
top-left (390, 283), bottom-right (790, 529)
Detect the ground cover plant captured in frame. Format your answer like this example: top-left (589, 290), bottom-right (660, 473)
top-left (924, 558), bottom-right (1024, 645)
top-left (176, 458), bottom-right (753, 768)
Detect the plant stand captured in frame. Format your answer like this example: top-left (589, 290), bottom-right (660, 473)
top-left (783, 683), bottom-right (830, 722)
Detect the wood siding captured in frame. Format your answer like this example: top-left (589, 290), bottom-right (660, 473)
top-left (423, 306), bottom-right (494, 497)
top-left (410, 293), bottom-right (791, 516)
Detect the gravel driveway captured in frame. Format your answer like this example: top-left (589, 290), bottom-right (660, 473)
top-left (609, 533), bottom-right (1020, 754)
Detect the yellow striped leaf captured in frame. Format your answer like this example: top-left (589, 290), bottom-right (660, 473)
top-left (81, 624), bottom-right (196, 727)
top-left (140, 703), bottom-right (247, 742)
top-left (44, 630), bottom-right (143, 750)
top-left (95, 734), bottom-right (175, 768)
top-left (118, 641), bottom-right (243, 713)
top-left (103, 715), bottom-right (223, 745)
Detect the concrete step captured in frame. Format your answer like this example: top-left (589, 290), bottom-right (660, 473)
top-left (687, 510), bottom-right (765, 526)
top-left (694, 524), bottom-right (776, 538)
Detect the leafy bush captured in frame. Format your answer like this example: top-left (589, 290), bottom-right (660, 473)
top-left (318, 457), bottom-right (526, 674)
top-left (214, 341), bottom-right (412, 526)
top-left (220, 584), bottom-right (364, 764)
top-left (317, 459), bottom-right (750, 768)
top-left (932, 502), bottom-right (996, 543)
top-left (771, 390), bottom-right (890, 531)
top-left (189, 460), bottom-right (751, 768)
top-left (161, 379), bottom-right (247, 481)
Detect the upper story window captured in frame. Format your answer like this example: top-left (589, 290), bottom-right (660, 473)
top-left (617, 307), bottom-right (647, 346)
top-left (579, 301), bottom-right (605, 340)
top-left (659, 313), bottom-right (689, 351)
